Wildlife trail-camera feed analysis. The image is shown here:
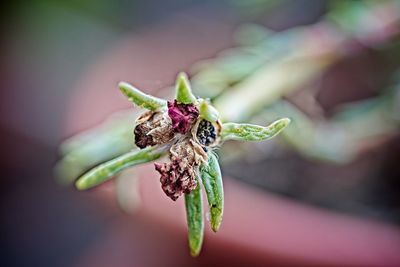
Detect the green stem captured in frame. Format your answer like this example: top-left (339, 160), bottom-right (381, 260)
top-left (221, 118), bottom-right (290, 141)
top-left (184, 183), bottom-right (204, 257)
top-left (75, 146), bottom-right (167, 190)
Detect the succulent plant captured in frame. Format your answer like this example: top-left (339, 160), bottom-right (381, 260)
top-left (72, 72), bottom-right (289, 256)
top-left (55, 1), bottom-right (400, 256)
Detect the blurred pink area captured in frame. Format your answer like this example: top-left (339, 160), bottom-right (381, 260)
top-left (74, 172), bottom-right (400, 267)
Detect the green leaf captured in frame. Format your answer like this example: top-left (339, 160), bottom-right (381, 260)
top-left (119, 82), bottom-right (167, 111)
top-left (175, 72), bottom-right (197, 104)
top-left (55, 112), bottom-right (135, 185)
top-left (200, 153), bottom-right (223, 232)
top-left (184, 184), bottom-right (204, 257)
top-left (75, 146), bottom-right (166, 190)
top-left (199, 99), bottom-right (219, 122)
top-left (221, 118), bottom-right (290, 141)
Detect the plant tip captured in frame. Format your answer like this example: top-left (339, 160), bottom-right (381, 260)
top-left (75, 179), bottom-right (86, 190)
top-left (279, 117), bottom-right (291, 127)
top-left (118, 81), bottom-right (131, 91)
top-left (175, 72), bottom-right (197, 104)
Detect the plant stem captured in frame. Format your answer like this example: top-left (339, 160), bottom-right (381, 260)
top-left (76, 146), bottom-right (167, 190)
top-left (184, 183), bottom-right (204, 257)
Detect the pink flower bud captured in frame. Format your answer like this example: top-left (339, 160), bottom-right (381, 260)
top-left (167, 100), bottom-right (199, 134)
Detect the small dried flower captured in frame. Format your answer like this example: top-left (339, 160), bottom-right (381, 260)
top-left (170, 138), bottom-right (208, 166)
top-left (167, 100), bottom-right (199, 134)
top-left (155, 139), bottom-right (207, 201)
top-left (155, 161), bottom-right (197, 201)
top-left (134, 111), bottom-right (174, 149)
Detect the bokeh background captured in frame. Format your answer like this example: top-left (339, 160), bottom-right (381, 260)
top-left (1, 1), bottom-right (400, 266)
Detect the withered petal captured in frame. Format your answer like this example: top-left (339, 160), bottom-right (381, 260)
top-left (167, 100), bottom-right (199, 134)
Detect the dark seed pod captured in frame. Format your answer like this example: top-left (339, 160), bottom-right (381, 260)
top-left (196, 120), bottom-right (217, 146)
top-left (192, 119), bottom-right (221, 148)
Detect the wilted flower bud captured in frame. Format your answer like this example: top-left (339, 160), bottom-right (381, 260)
top-left (167, 100), bottom-right (199, 134)
top-left (155, 139), bottom-right (207, 200)
top-left (154, 161), bottom-right (197, 201)
top-left (134, 111), bottom-right (174, 149)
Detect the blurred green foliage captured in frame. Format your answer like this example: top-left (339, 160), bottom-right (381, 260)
top-left (55, 1), bottom-right (400, 218)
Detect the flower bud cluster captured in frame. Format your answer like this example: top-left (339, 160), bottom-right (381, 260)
top-left (134, 100), bottom-right (220, 200)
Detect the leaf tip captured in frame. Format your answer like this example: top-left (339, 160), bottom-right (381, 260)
top-left (177, 71), bottom-right (188, 81)
top-left (75, 178), bottom-right (87, 191)
top-left (277, 117), bottom-right (291, 128)
top-left (118, 80), bottom-right (128, 87)
top-left (210, 207), bottom-right (223, 233)
top-left (189, 245), bottom-right (202, 257)
top-left (199, 99), bottom-right (219, 122)
top-left (268, 117), bottom-right (291, 138)
top-left (176, 72), bottom-right (190, 90)
top-left (175, 72), bottom-right (196, 104)
top-left (118, 81), bottom-right (131, 92)
top-left (118, 81), bottom-right (166, 110)
top-left (211, 222), bottom-right (221, 233)
top-left (118, 81), bottom-right (138, 99)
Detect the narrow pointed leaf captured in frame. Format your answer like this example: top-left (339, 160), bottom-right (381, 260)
top-left (119, 82), bottom-right (167, 111)
top-left (185, 184), bottom-right (204, 257)
top-left (199, 99), bottom-right (219, 122)
top-left (221, 118), bottom-right (290, 141)
top-left (76, 146), bottom-right (166, 190)
top-left (200, 153), bottom-right (223, 232)
top-left (175, 72), bottom-right (197, 104)
top-left (55, 112), bottom-right (135, 185)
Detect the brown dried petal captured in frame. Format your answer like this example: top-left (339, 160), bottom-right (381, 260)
top-left (155, 139), bottom-right (207, 200)
top-left (155, 161), bottom-right (197, 201)
top-left (170, 139), bottom-right (208, 165)
top-left (134, 111), bottom-right (174, 149)
top-left (134, 123), bottom-right (156, 148)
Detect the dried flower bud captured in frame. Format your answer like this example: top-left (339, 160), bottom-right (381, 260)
top-left (134, 111), bottom-right (174, 149)
top-left (167, 100), bottom-right (199, 134)
top-left (155, 139), bottom-right (207, 200)
top-left (170, 139), bottom-right (208, 165)
top-left (155, 161), bottom-right (197, 201)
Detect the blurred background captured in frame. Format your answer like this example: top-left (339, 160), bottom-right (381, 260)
top-left (1, 0), bottom-right (400, 266)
